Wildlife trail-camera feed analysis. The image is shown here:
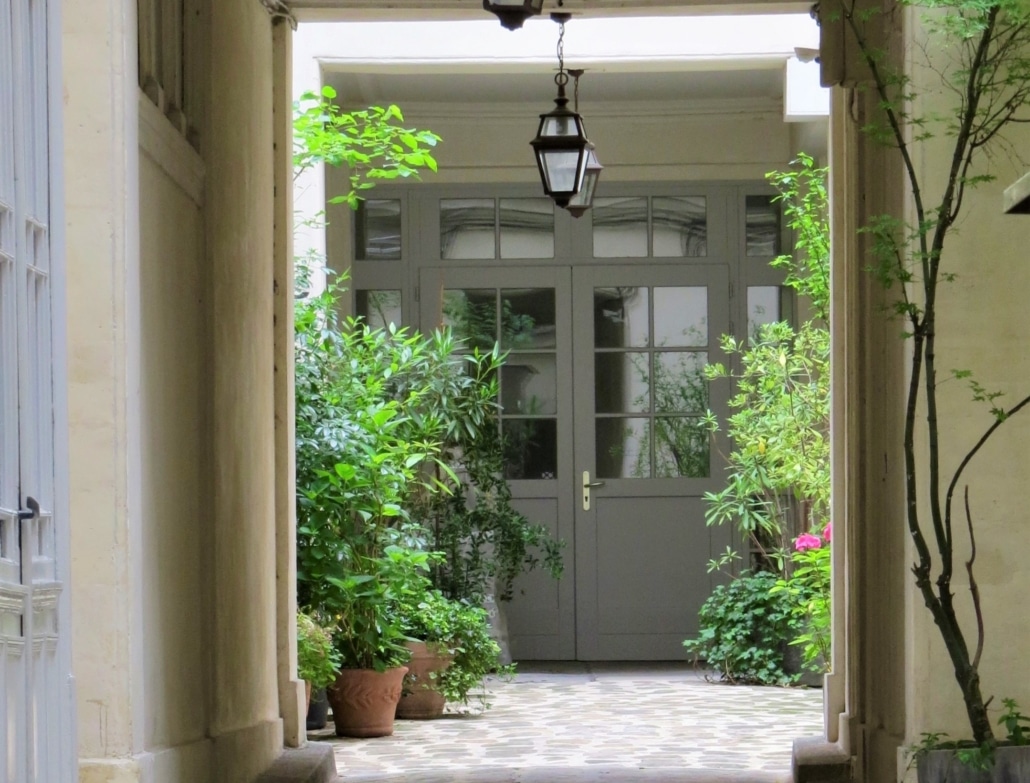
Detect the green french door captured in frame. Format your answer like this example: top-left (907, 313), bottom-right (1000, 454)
top-left (571, 264), bottom-right (732, 660)
top-left (419, 265), bottom-right (577, 660)
top-left (420, 262), bottom-right (733, 660)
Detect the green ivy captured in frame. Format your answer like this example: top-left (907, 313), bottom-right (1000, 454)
top-left (683, 571), bottom-right (803, 686)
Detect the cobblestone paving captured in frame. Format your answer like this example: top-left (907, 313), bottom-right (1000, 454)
top-left (317, 663), bottom-right (823, 782)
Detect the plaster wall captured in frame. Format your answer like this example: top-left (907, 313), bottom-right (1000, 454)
top-left (65, 0), bottom-right (287, 780)
top-left (902, 16), bottom-right (1030, 750)
top-left (138, 148), bottom-right (213, 780)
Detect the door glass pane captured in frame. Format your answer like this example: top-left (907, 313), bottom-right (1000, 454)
top-left (500, 198), bottom-right (554, 259)
top-left (501, 354), bottom-right (557, 415)
top-left (355, 289), bottom-right (402, 331)
top-left (500, 288), bottom-right (556, 350)
top-left (441, 198), bottom-right (495, 259)
top-left (748, 285), bottom-right (781, 341)
top-left (594, 287), bottom-right (649, 348)
top-left (503, 418), bottom-right (558, 480)
top-left (443, 288), bottom-right (496, 351)
top-left (654, 352), bottom-right (708, 413)
top-left (654, 418), bottom-right (709, 478)
top-left (596, 418), bottom-right (650, 479)
top-left (355, 199), bottom-right (401, 261)
top-left (593, 197), bottom-right (647, 258)
top-left (653, 286), bottom-right (707, 347)
top-left (595, 352), bottom-right (649, 414)
top-left (653, 196), bottom-right (707, 257)
top-left (746, 195), bottom-right (780, 257)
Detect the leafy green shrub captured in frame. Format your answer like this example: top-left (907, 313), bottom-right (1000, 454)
top-left (683, 571), bottom-right (801, 685)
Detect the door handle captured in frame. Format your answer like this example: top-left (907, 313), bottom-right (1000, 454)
top-left (17, 497), bottom-right (39, 521)
top-left (582, 472), bottom-right (605, 511)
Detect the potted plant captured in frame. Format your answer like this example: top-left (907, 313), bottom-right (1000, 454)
top-left (392, 586), bottom-right (509, 718)
top-left (837, 0), bottom-right (1030, 777)
top-left (297, 611), bottom-right (340, 715)
top-left (393, 587), bottom-right (457, 720)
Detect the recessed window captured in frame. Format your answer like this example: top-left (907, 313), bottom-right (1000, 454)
top-left (745, 195), bottom-right (781, 257)
top-left (355, 199), bottom-right (402, 261)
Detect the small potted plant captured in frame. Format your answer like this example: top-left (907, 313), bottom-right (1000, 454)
top-left (393, 588), bottom-right (457, 720)
top-left (392, 586), bottom-right (508, 717)
top-left (296, 611), bottom-right (340, 715)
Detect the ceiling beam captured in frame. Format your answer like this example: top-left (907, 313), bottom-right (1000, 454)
top-left (291, 0), bottom-right (812, 23)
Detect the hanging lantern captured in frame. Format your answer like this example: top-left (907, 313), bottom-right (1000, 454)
top-left (482, 0), bottom-right (545, 31)
top-left (564, 144), bottom-right (603, 218)
top-left (530, 14), bottom-right (590, 208)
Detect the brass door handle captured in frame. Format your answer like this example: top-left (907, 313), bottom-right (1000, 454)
top-left (582, 472), bottom-right (605, 511)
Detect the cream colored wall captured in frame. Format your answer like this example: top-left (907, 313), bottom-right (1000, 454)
top-left (138, 149), bottom-right (213, 779)
top-left (66, 1), bottom-right (288, 781)
top-left (903, 14), bottom-right (1030, 752)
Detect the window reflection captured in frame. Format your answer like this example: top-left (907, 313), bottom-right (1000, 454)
top-left (500, 199), bottom-right (554, 259)
top-left (355, 199), bottom-right (402, 261)
top-left (501, 288), bottom-right (556, 350)
top-left (441, 199), bottom-right (495, 259)
top-left (503, 419), bottom-right (558, 480)
top-left (746, 195), bottom-right (780, 257)
top-left (593, 197), bottom-right (648, 258)
top-left (443, 288), bottom-right (497, 351)
top-left (653, 196), bottom-right (707, 257)
top-left (595, 352), bottom-right (649, 414)
top-left (747, 285), bottom-right (781, 342)
top-left (596, 418), bottom-right (650, 479)
top-left (654, 418), bottom-right (709, 478)
top-left (501, 354), bottom-right (557, 415)
top-left (593, 287), bottom-right (649, 348)
top-left (653, 287), bottom-right (707, 347)
top-left (355, 289), bottom-right (402, 331)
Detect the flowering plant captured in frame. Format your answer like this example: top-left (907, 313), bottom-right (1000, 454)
top-left (771, 525), bottom-right (832, 673)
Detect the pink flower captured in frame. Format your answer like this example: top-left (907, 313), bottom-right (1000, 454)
top-left (823, 523), bottom-right (832, 543)
top-left (795, 533), bottom-right (822, 552)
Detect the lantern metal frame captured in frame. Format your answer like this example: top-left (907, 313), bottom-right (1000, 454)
top-left (482, 0), bottom-right (545, 31)
top-left (530, 13), bottom-right (591, 208)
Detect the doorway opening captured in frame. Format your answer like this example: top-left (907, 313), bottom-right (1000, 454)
top-left (291, 8), bottom-right (835, 778)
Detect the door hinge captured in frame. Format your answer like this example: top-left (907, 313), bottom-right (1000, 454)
top-left (729, 281), bottom-right (735, 298)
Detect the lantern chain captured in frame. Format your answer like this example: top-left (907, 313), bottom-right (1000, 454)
top-left (555, 18), bottom-right (568, 88)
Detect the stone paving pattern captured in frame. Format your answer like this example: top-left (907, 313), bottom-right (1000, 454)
top-left (317, 662), bottom-right (823, 781)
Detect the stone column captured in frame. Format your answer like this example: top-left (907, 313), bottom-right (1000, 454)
top-left (64, 0), bottom-right (148, 780)
top-left (273, 18), bottom-right (306, 749)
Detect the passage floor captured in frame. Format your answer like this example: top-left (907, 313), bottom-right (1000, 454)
top-left (317, 662), bottom-right (823, 782)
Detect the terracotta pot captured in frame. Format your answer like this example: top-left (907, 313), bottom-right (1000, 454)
top-left (396, 641), bottom-right (454, 720)
top-left (305, 680), bottom-right (312, 717)
top-left (327, 666), bottom-right (408, 738)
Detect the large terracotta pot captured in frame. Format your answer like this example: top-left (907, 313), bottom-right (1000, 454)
top-left (396, 641), bottom-right (453, 720)
top-left (327, 666), bottom-right (408, 738)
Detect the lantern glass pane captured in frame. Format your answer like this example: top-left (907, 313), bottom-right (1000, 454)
top-left (540, 150), bottom-right (581, 194)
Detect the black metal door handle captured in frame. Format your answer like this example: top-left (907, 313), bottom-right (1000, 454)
top-left (17, 496), bottom-right (39, 521)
